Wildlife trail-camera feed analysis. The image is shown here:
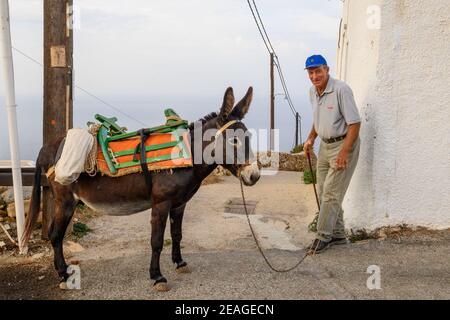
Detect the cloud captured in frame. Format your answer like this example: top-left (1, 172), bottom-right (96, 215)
top-left (9, 0), bottom-right (42, 23)
top-left (293, 9), bottom-right (341, 40)
top-left (5, 0), bottom-right (342, 97)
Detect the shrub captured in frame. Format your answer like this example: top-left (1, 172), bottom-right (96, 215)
top-left (72, 222), bottom-right (91, 238)
top-left (290, 144), bottom-right (304, 154)
top-left (303, 170), bottom-right (316, 184)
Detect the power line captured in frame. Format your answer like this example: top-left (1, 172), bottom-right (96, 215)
top-left (246, 1), bottom-right (297, 117)
top-left (251, 0), bottom-right (275, 54)
top-left (73, 86), bottom-right (148, 127)
top-left (274, 60), bottom-right (296, 117)
top-left (11, 46), bottom-right (148, 127)
top-left (246, 0), bottom-right (300, 120)
top-left (12, 46), bottom-right (43, 67)
top-left (246, 0), bottom-right (271, 54)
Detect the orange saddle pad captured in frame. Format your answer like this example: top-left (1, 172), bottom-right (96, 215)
top-left (97, 131), bottom-right (192, 177)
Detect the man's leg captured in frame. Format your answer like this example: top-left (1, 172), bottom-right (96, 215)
top-left (331, 138), bottom-right (360, 239)
top-left (310, 142), bottom-right (329, 234)
top-left (316, 143), bottom-right (329, 208)
top-left (332, 208), bottom-right (346, 239)
top-left (316, 139), bottom-right (360, 242)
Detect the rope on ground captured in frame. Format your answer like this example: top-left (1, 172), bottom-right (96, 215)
top-left (239, 178), bottom-right (310, 273)
top-left (0, 223), bottom-right (18, 246)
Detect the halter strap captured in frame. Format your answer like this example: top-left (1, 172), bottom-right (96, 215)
top-left (215, 120), bottom-right (238, 140)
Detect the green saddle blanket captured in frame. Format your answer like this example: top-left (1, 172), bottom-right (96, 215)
top-left (92, 109), bottom-right (192, 175)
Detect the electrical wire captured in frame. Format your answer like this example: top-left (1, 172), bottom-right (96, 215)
top-left (246, 0), bottom-right (301, 122)
top-left (251, 0), bottom-right (275, 53)
top-left (11, 46), bottom-right (148, 127)
top-left (246, 0), bottom-right (271, 55)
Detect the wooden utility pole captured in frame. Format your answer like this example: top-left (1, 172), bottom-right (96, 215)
top-left (269, 53), bottom-right (275, 151)
top-left (295, 112), bottom-right (303, 147)
top-left (42, 0), bottom-right (73, 239)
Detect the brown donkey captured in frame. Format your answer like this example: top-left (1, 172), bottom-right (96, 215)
top-left (22, 87), bottom-right (260, 291)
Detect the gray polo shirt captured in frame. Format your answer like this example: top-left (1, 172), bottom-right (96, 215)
top-left (309, 77), bottom-right (361, 140)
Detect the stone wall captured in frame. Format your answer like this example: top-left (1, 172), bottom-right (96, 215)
top-left (257, 151), bottom-right (316, 172)
top-left (0, 187), bottom-right (33, 222)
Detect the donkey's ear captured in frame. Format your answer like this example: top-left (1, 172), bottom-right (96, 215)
top-left (231, 87), bottom-right (253, 119)
top-left (218, 87), bottom-right (235, 125)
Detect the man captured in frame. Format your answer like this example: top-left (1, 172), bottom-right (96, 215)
top-left (303, 54), bottom-right (361, 254)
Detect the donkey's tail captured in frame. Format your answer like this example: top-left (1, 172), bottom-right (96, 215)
top-left (22, 154), bottom-right (43, 246)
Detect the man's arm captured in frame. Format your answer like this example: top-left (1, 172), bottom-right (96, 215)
top-left (335, 123), bottom-right (360, 170)
top-left (303, 125), bottom-right (318, 154)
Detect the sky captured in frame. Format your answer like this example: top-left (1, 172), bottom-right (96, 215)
top-left (0, 0), bottom-right (343, 160)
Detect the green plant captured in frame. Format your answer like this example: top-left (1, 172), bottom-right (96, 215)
top-left (303, 170), bottom-right (316, 184)
top-left (291, 144), bottom-right (304, 154)
top-left (76, 203), bottom-right (88, 214)
top-left (72, 222), bottom-right (91, 238)
top-left (348, 229), bottom-right (372, 243)
top-left (308, 212), bottom-right (319, 232)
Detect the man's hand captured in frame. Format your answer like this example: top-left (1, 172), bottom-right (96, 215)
top-left (303, 138), bottom-right (315, 154)
top-left (335, 148), bottom-right (349, 170)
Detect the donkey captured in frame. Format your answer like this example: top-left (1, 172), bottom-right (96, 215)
top-left (22, 87), bottom-right (260, 291)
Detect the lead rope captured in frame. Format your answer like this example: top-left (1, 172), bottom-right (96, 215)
top-left (239, 151), bottom-right (323, 272)
top-left (239, 179), bottom-right (310, 273)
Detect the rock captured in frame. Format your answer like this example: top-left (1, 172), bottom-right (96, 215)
top-left (59, 282), bottom-right (68, 290)
top-left (214, 166), bottom-right (231, 176)
top-left (65, 241), bottom-right (84, 253)
top-left (3, 224), bottom-right (11, 231)
top-left (209, 166), bottom-right (231, 176)
top-left (390, 226), bottom-right (402, 233)
top-left (31, 253), bottom-right (44, 260)
top-left (0, 241), bottom-right (6, 248)
top-left (1, 187), bottom-right (33, 204)
top-left (6, 199), bottom-right (32, 219)
top-left (0, 198), bottom-right (7, 210)
top-left (7, 204), bottom-right (15, 218)
top-left (378, 229), bottom-right (387, 240)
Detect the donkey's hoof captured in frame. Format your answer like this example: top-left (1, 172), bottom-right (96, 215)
top-left (176, 263), bottom-right (191, 274)
top-left (153, 282), bottom-right (170, 292)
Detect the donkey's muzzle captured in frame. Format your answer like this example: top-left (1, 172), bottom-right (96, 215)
top-left (240, 162), bottom-right (260, 186)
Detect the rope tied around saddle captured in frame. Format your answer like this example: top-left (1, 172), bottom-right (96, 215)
top-left (84, 123), bottom-right (101, 177)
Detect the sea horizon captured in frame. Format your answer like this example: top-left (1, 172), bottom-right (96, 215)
top-left (0, 93), bottom-right (313, 161)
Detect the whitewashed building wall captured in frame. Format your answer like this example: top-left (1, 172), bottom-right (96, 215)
top-left (337, 0), bottom-right (450, 230)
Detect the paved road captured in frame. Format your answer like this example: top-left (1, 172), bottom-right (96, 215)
top-left (1, 172), bottom-right (449, 299)
top-left (2, 238), bottom-right (449, 299)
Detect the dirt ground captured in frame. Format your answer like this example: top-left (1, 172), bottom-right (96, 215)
top-left (1, 171), bottom-right (449, 300)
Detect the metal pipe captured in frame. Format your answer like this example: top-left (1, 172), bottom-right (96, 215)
top-left (0, 0), bottom-right (27, 253)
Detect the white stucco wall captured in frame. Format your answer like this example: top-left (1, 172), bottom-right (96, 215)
top-left (338, 0), bottom-right (450, 230)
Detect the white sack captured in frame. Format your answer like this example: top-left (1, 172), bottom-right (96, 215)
top-left (55, 128), bottom-right (95, 185)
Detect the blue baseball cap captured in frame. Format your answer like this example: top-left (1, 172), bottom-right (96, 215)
top-left (305, 55), bottom-right (327, 69)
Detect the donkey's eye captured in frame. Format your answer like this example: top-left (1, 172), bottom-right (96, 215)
top-left (228, 136), bottom-right (242, 147)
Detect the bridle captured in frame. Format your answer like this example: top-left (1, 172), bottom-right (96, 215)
top-left (214, 119), bottom-right (238, 141)
top-left (213, 119), bottom-right (250, 177)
